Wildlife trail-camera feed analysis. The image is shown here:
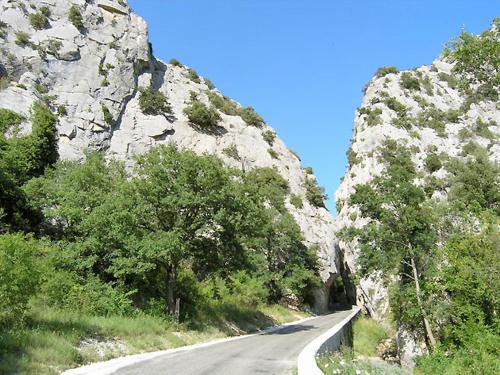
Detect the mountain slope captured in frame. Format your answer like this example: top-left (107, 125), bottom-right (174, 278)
top-left (0, 0), bottom-right (338, 310)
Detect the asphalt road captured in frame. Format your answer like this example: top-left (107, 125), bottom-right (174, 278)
top-left (111, 309), bottom-right (353, 375)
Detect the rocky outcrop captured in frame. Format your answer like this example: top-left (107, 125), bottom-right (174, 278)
top-left (334, 50), bottom-right (499, 362)
top-left (0, 0), bottom-right (339, 311)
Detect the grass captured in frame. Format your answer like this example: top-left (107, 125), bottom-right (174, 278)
top-left (352, 317), bottom-right (389, 356)
top-left (316, 317), bottom-right (407, 375)
top-left (0, 303), bottom-right (308, 375)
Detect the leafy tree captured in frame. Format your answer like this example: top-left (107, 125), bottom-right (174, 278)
top-left (343, 141), bottom-right (438, 349)
top-left (0, 234), bottom-right (45, 326)
top-left (445, 18), bottom-right (499, 98)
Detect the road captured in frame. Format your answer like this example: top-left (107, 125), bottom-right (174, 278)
top-left (111, 309), bottom-right (354, 375)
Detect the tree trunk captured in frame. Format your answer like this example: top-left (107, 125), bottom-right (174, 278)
top-left (166, 266), bottom-right (176, 316)
top-left (410, 256), bottom-right (437, 350)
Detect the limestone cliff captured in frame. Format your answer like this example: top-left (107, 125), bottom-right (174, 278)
top-left (0, 0), bottom-right (338, 309)
top-left (334, 27), bottom-right (499, 364)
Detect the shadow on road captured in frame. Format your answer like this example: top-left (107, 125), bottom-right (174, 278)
top-left (263, 324), bottom-right (315, 335)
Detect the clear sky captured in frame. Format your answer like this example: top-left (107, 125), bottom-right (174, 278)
top-left (128, 0), bottom-right (497, 213)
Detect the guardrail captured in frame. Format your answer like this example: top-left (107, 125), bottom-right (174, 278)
top-left (297, 306), bottom-right (362, 375)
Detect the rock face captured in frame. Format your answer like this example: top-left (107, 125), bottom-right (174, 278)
top-left (334, 53), bottom-right (499, 363)
top-left (0, 0), bottom-right (338, 311)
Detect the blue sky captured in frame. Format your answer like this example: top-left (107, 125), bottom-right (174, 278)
top-left (129, 0), bottom-right (497, 213)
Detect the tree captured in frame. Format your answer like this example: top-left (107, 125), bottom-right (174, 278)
top-left (0, 234), bottom-right (45, 326)
top-left (342, 140), bottom-right (438, 349)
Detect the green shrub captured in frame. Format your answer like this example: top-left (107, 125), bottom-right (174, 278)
top-left (384, 96), bottom-right (406, 115)
top-left (57, 105), bottom-right (67, 116)
top-left (400, 72), bottom-right (420, 91)
top-left (169, 58), bottom-right (182, 67)
top-left (424, 153), bottom-right (442, 173)
top-left (186, 68), bottom-right (201, 84)
top-left (267, 148), bottom-right (279, 159)
top-left (240, 106), bottom-right (264, 127)
top-left (183, 100), bottom-right (221, 128)
top-left (204, 78), bottom-right (214, 90)
top-left (262, 130), bottom-right (276, 146)
top-left (347, 148), bottom-right (361, 167)
top-left (376, 66), bottom-right (399, 77)
top-left (101, 104), bottom-right (113, 125)
top-left (15, 31), bottom-right (30, 46)
top-left (304, 178), bottom-right (327, 208)
top-left (68, 5), bottom-right (84, 30)
top-left (290, 194), bottom-right (303, 209)
top-left (304, 166), bottom-right (313, 174)
top-left (42, 272), bottom-right (133, 316)
top-left (438, 72), bottom-right (459, 89)
top-left (420, 75), bottom-right (434, 96)
top-left (138, 86), bottom-right (172, 116)
top-left (0, 108), bottom-right (24, 133)
top-left (359, 106), bottom-right (383, 126)
top-left (33, 83), bottom-right (48, 94)
top-left (29, 11), bottom-right (49, 30)
top-left (0, 234), bottom-right (44, 326)
top-left (47, 39), bottom-right (62, 55)
top-left (40, 6), bottom-right (51, 17)
top-left (474, 118), bottom-right (496, 139)
top-left (206, 91), bottom-right (239, 116)
top-left (222, 144), bottom-right (240, 160)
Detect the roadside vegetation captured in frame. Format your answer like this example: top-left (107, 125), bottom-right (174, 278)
top-left (0, 103), bottom-right (319, 374)
top-left (317, 317), bottom-right (408, 375)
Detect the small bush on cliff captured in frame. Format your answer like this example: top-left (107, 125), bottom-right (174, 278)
top-left (68, 5), bottom-right (84, 30)
top-left (29, 11), bottom-right (49, 30)
top-left (376, 66), bottom-right (399, 78)
top-left (183, 100), bottom-right (221, 129)
top-left (304, 178), bottom-right (327, 208)
top-left (400, 72), bottom-right (420, 91)
top-left (138, 86), bottom-right (172, 116)
top-left (240, 106), bottom-right (264, 127)
top-left (15, 31), bottom-right (30, 46)
top-left (169, 58), bottom-right (182, 67)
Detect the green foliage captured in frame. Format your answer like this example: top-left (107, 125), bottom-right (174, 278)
top-left (359, 106), bottom-right (383, 126)
top-left (34, 82), bottom-right (48, 94)
top-left (384, 96), bottom-right (407, 114)
top-left (239, 106), bottom-right (264, 127)
top-left (262, 130), bottom-right (276, 146)
top-left (40, 6), bottom-right (51, 17)
top-left (138, 86), bottom-right (172, 116)
top-left (376, 66), bottom-right (399, 77)
top-left (29, 11), bottom-right (49, 30)
top-left (15, 31), bottom-right (30, 46)
top-left (304, 166), bottom-right (313, 174)
top-left (424, 153), bottom-right (442, 173)
top-left (186, 68), bottom-right (201, 84)
top-left (446, 151), bottom-right (500, 214)
top-left (289, 194), bottom-right (303, 209)
top-left (304, 178), bottom-right (327, 208)
top-left (0, 108), bottom-right (24, 133)
top-left (445, 20), bottom-right (499, 100)
top-left (400, 72), bottom-right (420, 91)
top-left (438, 72), bottom-right (459, 89)
top-left (267, 148), bottom-right (279, 159)
top-left (222, 144), bottom-right (240, 160)
top-left (206, 91), bottom-right (240, 116)
top-left (183, 100), bottom-right (221, 129)
top-left (101, 104), bottom-right (113, 126)
top-left (68, 5), bottom-right (84, 30)
top-left (420, 75), bottom-right (434, 96)
top-left (169, 58), bottom-right (182, 67)
top-left (347, 148), bottom-right (361, 167)
top-left (0, 103), bottom-right (58, 186)
top-left (0, 234), bottom-right (44, 326)
top-left (204, 78), bottom-right (215, 90)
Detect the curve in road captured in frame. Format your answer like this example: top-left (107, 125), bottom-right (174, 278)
top-left (111, 308), bottom-right (354, 375)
